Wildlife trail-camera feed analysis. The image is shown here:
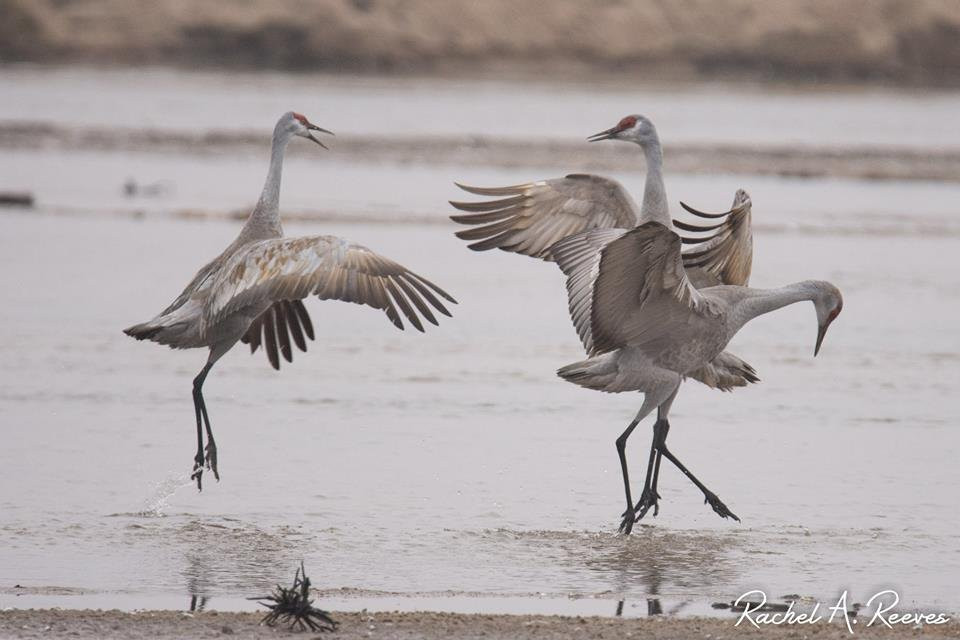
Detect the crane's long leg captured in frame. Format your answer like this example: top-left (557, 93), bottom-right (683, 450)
top-left (649, 446), bottom-right (664, 514)
top-left (617, 383), bottom-right (678, 534)
top-left (190, 340), bottom-right (239, 490)
top-left (191, 362), bottom-right (213, 490)
top-left (629, 419), bottom-right (666, 525)
top-left (615, 418), bottom-right (641, 525)
top-left (199, 377), bottom-right (218, 481)
top-left (653, 420), bottom-right (739, 522)
top-left (631, 390), bottom-right (679, 525)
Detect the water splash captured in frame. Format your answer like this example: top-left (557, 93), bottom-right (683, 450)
top-left (137, 473), bottom-right (193, 517)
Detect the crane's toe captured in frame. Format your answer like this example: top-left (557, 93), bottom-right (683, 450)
top-left (205, 441), bottom-right (220, 481)
top-left (633, 487), bottom-right (660, 523)
top-left (618, 488), bottom-right (660, 534)
top-left (703, 491), bottom-right (739, 522)
top-left (618, 508), bottom-right (637, 535)
top-left (191, 458), bottom-right (204, 492)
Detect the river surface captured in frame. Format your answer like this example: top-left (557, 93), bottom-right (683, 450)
top-left (1, 66), bottom-right (958, 618)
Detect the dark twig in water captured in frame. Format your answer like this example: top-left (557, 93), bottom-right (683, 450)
top-left (250, 562), bottom-right (338, 632)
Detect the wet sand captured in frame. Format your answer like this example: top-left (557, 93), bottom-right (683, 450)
top-left (2, 610), bottom-right (958, 640)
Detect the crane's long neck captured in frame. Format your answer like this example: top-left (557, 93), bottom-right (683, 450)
top-left (639, 135), bottom-right (670, 227)
top-left (727, 281), bottom-right (819, 336)
top-left (240, 129), bottom-right (291, 242)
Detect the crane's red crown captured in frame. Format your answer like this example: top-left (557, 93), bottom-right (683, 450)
top-left (292, 112), bottom-right (309, 125)
top-left (616, 115), bottom-right (637, 131)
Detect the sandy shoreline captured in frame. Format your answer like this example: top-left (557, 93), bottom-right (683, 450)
top-left (1, 609), bottom-right (958, 640)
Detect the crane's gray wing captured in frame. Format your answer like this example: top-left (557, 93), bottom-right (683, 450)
top-left (686, 351), bottom-right (759, 391)
top-left (675, 189), bottom-right (753, 287)
top-left (450, 174), bottom-right (639, 260)
top-left (586, 222), bottom-right (713, 355)
top-left (240, 300), bottom-right (315, 370)
top-left (550, 227), bottom-right (631, 354)
top-left (204, 236), bottom-right (456, 338)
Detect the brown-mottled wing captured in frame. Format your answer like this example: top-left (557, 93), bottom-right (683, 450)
top-left (204, 235), bottom-right (456, 341)
top-left (675, 189), bottom-right (753, 287)
top-left (240, 300), bottom-right (315, 370)
top-left (450, 175), bottom-right (639, 260)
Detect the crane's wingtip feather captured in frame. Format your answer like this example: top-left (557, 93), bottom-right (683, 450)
top-left (680, 201), bottom-right (731, 219)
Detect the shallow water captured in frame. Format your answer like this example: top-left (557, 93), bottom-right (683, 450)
top-left (6, 65), bottom-right (960, 148)
top-left (1, 68), bottom-right (959, 617)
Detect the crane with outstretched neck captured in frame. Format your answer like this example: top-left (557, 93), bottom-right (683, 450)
top-left (125, 111), bottom-right (456, 490)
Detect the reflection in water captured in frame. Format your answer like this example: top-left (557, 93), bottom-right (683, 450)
top-left (188, 594), bottom-right (209, 612)
top-left (579, 527), bottom-right (741, 598)
top-left (472, 527), bottom-right (744, 612)
top-left (171, 517), bottom-right (310, 603)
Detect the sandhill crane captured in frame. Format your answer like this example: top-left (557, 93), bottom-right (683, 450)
top-left (450, 114), bottom-right (760, 532)
top-left (551, 222), bottom-right (842, 531)
top-left (125, 111), bottom-right (456, 490)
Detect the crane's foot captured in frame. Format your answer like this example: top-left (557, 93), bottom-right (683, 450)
top-left (633, 487), bottom-right (660, 523)
top-left (703, 490), bottom-right (739, 522)
top-left (191, 452), bottom-right (204, 492)
top-left (205, 440), bottom-right (219, 482)
top-left (618, 507), bottom-right (636, 535)
top-left (618, 488), bottom-right (660, 534)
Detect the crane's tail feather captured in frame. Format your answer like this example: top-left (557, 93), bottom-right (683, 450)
top-left (557, 355), bottom-right (619, 392)
top-left (686, 351), bottom-right (760, 392)
top-left (123, 322), bottom-right (163, 341)
top-left (122, 319), bottom-right (191, 347)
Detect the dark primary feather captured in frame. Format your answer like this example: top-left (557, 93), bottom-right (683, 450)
top-left (675, 189), bottom-right (753, 287)
top-left (241, 300), bottom-right (315, 371)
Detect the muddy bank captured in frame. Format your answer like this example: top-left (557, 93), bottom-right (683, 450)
top-left (1, 609), bottom-right (958, 640)
top-left (7, 121), bottom-right (960, 183)
top-left (4, 0), bottom-right (960, 85)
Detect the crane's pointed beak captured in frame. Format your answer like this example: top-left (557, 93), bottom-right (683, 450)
top-left (587, 126), bottom-right (619, 142)
top-left (814, 323), bottom-right (829, 357)
top-left (306, 124), bottom-right (334, 149)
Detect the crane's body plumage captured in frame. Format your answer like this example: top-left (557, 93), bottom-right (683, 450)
top-left (553, 222), bottom-right (842, 529)
top-left (553, 223), bottom-right (840, 394)
top-left (450, 113), bottom-right (838, 532)
top-left (451, 116), bottom-right (758, 392)
top-left (125, 112), bottom-right (455, 489)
